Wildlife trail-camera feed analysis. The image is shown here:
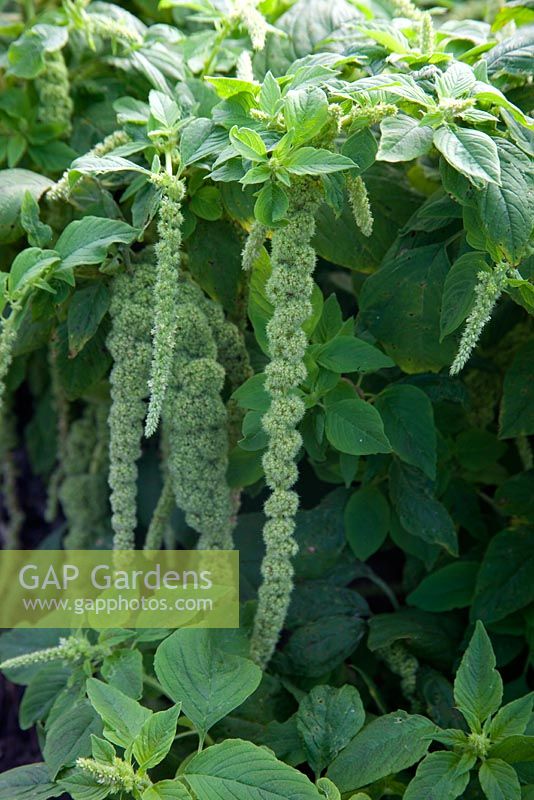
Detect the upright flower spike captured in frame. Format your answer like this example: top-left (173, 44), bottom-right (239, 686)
top-left (236, 50), bottom-right (255, 83)
top-left (145, 175), bottom-right (186, 438)
top-left (35, 51), bottom-right (73, 137)
top-left (162, 280), bottom-right (235, 551)
top-left (250, 179), bottom-right (322, 668)
top-left (75, 758), bottom-right (150, 795)
top-left (108, 259), bottom-right (155, 550)
top-left (346, 175), bottom-right (374, 238)
top-left (450, 262), bottom-right (510, 376)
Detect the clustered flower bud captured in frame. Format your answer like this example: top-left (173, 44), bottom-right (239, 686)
top-left (242, 221), bottom-right (268, 272)
top-left (250, 180), bottom-right (322, 668)
top-left (76, 757), bottom-right (150, 793)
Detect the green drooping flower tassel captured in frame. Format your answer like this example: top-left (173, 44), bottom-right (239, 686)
top-left (380, 642), bottom-right (420, 708)
top-left (59, 403), bottom-right (110, 549)
top-left (346, 175), bottom-right (373, 238)
top-left (145, 175), bottom-right (185, 438)
top-left (163, 280), bottom-right (234, 550)
top-left (45, 340), bottom-right (70, 523)
top-left (35, 51), bottom-right (73, 137)
top-left (0, 310), bottom-right (20, 420)
top-left (0, 405), bottom-right (24, 549)
top-left (450, 262), bottom-right (509, 376)
top-left (108, 259), bottom-right (154, 550)
top-left (250, 179), bottom-right (322, 668)
top-left (242, 221), bottom-right (267, 272)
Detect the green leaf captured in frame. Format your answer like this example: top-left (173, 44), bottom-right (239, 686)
top-left (72, 154), bottom-right (150, 176)
top-left (327, 711), bottom-right (436, 792)
top-left (389, 461), bottom-right (458, 556)
top-left (58, 768), bottom-right (111, 800)
top-left (375, 385), bottom-right (437, 480)
top-left (0, 169), bottom-right (52, 244)
top-left (43, 699), bottom-right (103, 778)
top-left (296, 685), bottom-right (365, 776)
top-left (232, 373), bottom-right (270, 412)
top-left (499, 340), bottom-right (534, 438)
top-left (230, 126), bottom-right (267, 161)
top-left (86, 678), bottom-right (152, 749)
top-left (283, 88), bottom-right (329, 145)
top-left (254, 182), bottom-right (289, 226)
top-left (440, 252), bottom-right (489, 340)
top-left (8, 24), bottom-right (68, 79)
top-left (436, 63), bottom-right (476, 99)
top-left (0, 763), bottom-right (63, 800)
top-left (284, 148), bottom-right (356, 176)
top-left (8, 248), bottom-right (60, 296)
top-left (182, 739), bottom-right (322, 799)
top-left (316, 337), bottom-right (394, 374)
top-left (56, 322), bottom-right (111, 401)
top-left (190, 186), bottom-right (223, 221)
top-left (344, 486), bottom-right (390, 561)
top-left (149, 90), bottom-right (181, 128)
top-left (20, 191), bottom-right (52, 248)
top-left (489, 695), bottom-right (534, 743)
top-left (154, 629), bottom-right (262, 742)
top-left (407, 562), bottom-right (479, 612)
top-left (316, 777), bottom-right (341, 800)
top-left (340, 129), bottom-right (377, 175)
top-left (101, 649), bottom-right (143, 700)
top-left (19, 663), bottom-right (69, 730)
top-left (56, 217), bottom-right (139, 270)
top-left (434, 126), bottom-right (501, 186)
top-left (404, 751), bottom-right (473, 800)
top-left (143, 781), bottom-right (192, 799)
top-left (180, 118), bottom-right (215, 166)
top-left (475, 140), bottom-right (534, 265)
top-left (360, 244), bottom-right (456, 373)
top-left (479, 759), bottom-right (521, 800)
top-left (377, 115), bottom-right (433, 163)
top-left (471, 527), bottom-right (534, 623)
top-left (453, 621), bottom-right (503, 732)
top-left (325, 398), bottom-right (392, 456)
top-left (489, 736), bottom-right (534, 764)
top-left (67, 283), bottom-right (111, 357)
top-left (133, 704), bottom-right (182, 770)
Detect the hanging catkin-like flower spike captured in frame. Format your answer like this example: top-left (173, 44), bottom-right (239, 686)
top-left (346, 175), bottom-right (374, 238)
top-left (145, 175), bottom-right (185, 438)
top-left (0, 405), bottom-right (24, 549)
top-left (379, 643), bottom-right (420, 708)
top-left (48, 130), bottom-right (131, 203)
top-left (108, 259), bottom-right (154, 550)
top-left (250, 179), bottom-right (322, 668)
top-left (232, 0), bottom-right (268, 50)
top-left (45, 340), bottom-right (70, 522)
top-left (0, 309), bottom-right (20, 419)
top-left (59, 403), bottom-right (110, 549)
top-left (35, 51), bottom-right (73, 137)
top-left (242, 221), bottom-right (267, 272)
top-left (450, 262), bottom-right (510, 376)
top-left (163, 281), bottom-right (235, 550)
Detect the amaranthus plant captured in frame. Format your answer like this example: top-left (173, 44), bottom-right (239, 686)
top-left (0, 0), bottom-right (533, 797)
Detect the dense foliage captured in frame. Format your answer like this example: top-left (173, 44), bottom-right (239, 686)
top-left (0, 0), bottom-right (533, 797)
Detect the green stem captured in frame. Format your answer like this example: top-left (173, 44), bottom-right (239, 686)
top-left (202, 20), bottom-right (231, 77)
